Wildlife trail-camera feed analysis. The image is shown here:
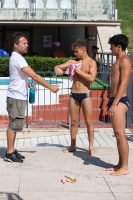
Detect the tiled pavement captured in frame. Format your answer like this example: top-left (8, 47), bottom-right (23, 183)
top-left (0, 128), bottom-right (133, 149)
top-left (0, 127), bottom-right (133, 200)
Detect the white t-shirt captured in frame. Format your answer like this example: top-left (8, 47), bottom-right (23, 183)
top-left (7, 52), bottom-right (29, 100)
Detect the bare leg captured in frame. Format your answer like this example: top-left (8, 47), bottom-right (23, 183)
top-left (106, 139), bottom-right (122, 171)
top-left (6, 129), bottom-right (16, 154)
top-left (106, 103), bottom-right (130, 176)
top-left (81, 97), bottom-right (94, 155)
top-left (63, 97), bottom-right (80, 153)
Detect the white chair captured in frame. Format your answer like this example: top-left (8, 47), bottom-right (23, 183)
top-left (17, 0), bottom-right (30, 19)
top-left (1, 0), bottom-right (16, 19)
top-left (46, 0), bottom-right (58, 19)
top-left (36, 0), bottom-right (44, 9)
top-left (60, 0), bottom-right (71, 9)
top-left (59, 0), bottom-right (71, 19)
top-left (3, 0), bottom-right (16, 9)
top-left (35, 0), bottom-right (44, 19)
top-left (46, 0), bottom-right (58, 9)
top-left (17, 0), bottom-right (30, 9)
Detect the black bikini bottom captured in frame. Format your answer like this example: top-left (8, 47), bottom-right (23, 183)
top-left (70, 92), bottom-right (91, 103)
top-left (106, 96), bottom-right (130, 109)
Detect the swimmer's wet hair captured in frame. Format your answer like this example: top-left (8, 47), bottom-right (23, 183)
top-left (108, 34), bottom-right (128, 50)
top-left (71, 39), bottom-right (87, 50)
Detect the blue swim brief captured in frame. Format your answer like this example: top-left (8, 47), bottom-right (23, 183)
top-left (70, 92), bottom-right (91, 103)
top-left (106, 96), bottom-right (130, 110)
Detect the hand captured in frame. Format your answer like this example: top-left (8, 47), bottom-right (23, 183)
top-left (28, 82), bottom-right (32, 88)
top-left (108, 104), bottom-right (117, 117)
top-left (50, 85), bottom-right (59, 93)
top-left (54, 67), bottom-right (63, 76)
top-left (34, 84), bottom-right (37, 92)
top-left (74, 66), bottom-right (81, 74)
top-left (28, 83), bottom-right (37, 91)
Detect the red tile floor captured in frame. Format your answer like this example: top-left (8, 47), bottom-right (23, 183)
top-left (1, 120), bottom-right (133, 133)
top-left (0, 120), bottom-right (112, 129)
top-left (27, 121), bottom-right (113, 129)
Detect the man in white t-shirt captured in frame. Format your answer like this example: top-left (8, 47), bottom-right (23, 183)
top-left (4, 32), bottom-right (59, 163)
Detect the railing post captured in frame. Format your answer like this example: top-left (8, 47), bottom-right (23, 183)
top-left (126, 72), bottom-right (133, 128)
top-left (30, 0), bottom-right (36, 19)
top-left (26, 98), bottom-right (29, 128)
top-left (112, 0), bottom-right (116, 20)
top-left (71, 0), bottom-right (77, 19)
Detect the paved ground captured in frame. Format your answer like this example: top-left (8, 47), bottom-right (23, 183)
top-left (0, 128), bottom-right (133, 200)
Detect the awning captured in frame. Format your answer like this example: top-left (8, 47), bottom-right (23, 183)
top-left (0, 20), bottom-right (121, 26)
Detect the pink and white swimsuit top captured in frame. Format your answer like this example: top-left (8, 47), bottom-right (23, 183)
top-left (65, 63), bottom-right (81, 81)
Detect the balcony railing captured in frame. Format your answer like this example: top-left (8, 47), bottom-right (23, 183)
top-left (0, 0), bottom-right (116, 21)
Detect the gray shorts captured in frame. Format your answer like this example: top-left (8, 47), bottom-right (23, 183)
top-left (6, 97), bottom-right (27, 132)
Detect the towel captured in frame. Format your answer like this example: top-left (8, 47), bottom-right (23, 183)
top-left (65, 63), bottom-right (81, 81)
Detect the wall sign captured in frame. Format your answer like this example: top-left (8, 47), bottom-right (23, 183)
top-left (88, 35), bottom-right (96, 41)
top-left (43, 35), bottom-right (52, 48)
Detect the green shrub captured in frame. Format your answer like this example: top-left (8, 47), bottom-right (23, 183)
top-left (0, 57), bottom-right (70, 77)
top-left (0, 56), bottom-right (100, 77)
top-left (0, 58), bottom-right (9, 77)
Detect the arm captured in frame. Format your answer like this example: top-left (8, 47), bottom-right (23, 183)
top-left (112, 57), bottom-right (132, 105)
top-left (108, 57), bottom-right (132, 116)
top-left (54, 59), bottom-right (75, 76)
top-left (74, 60), bottom-right (97, 82)
top-left (21, 66), bottom-right (59, 93)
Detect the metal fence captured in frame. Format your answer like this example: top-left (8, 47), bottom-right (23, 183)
top-left (127, 55), bottom-right (133, 128)
top-left (25, 53), bottom-right (133, 128)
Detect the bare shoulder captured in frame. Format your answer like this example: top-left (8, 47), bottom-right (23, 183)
top-left (54, 58), bottom-right (81, 70)
top-left (120, 55), bottom-right (132, 68)
top-left (86, 57), bottom-right (97, 68)
top-left (67, 60), bottom-right (78, 64)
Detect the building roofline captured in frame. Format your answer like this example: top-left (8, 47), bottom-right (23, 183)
top-left (0, 20), bottom-right (121, 26)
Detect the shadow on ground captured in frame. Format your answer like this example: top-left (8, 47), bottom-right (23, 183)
top-left (0, 192), bottom-right (23, 200)
top-left (37, 143), bottom-right (114, 169)
top-left (0, 147), bottom-right (6, 160)
top-left (72, 147), bottom-right (115, 168)
top-left (0, 147), bottom-right (36, 161)
top-left (126, 134), bottom-right (133, 142)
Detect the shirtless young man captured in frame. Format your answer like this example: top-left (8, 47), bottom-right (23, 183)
top-left (106, 34), bottom-right (132, 176)
top-left (54, 39), bottom-right (97, 154)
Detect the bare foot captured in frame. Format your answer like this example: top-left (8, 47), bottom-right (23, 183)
top-left (106, 164), bottom-right (120, 171)
top-left (63, 147), bottom-right (76, 153)
top-left (88, 148), bottom-right (95, 155)
top-left (110, 168), bottom-right (130, 176)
